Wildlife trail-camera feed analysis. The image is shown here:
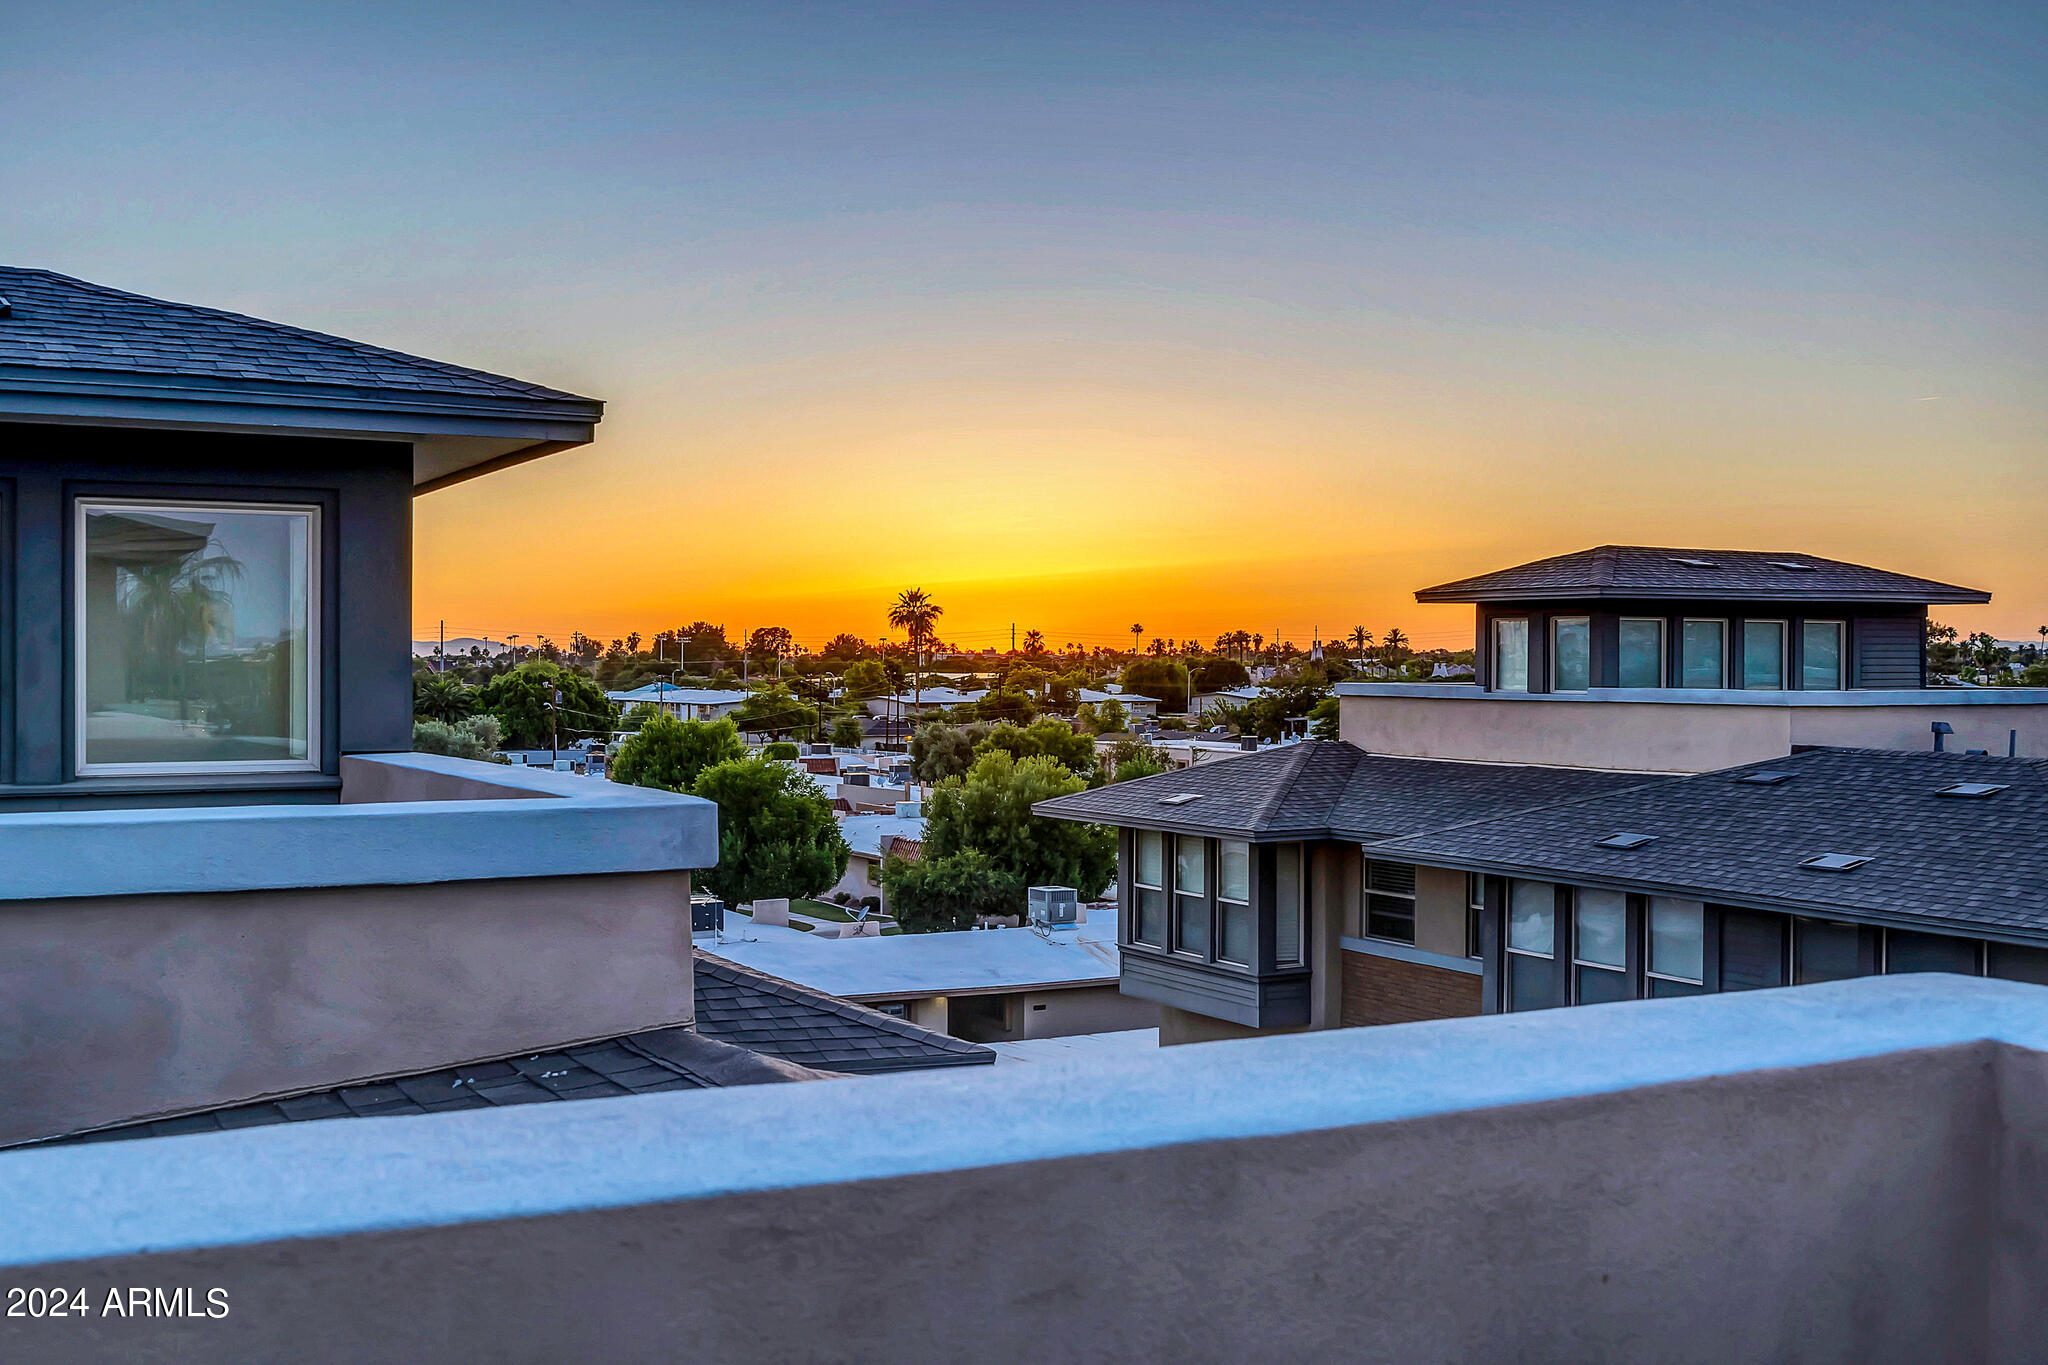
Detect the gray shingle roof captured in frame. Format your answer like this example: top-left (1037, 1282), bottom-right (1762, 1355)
top-left (1413, 545), bottom-right (1988, 604)
top-left (1370, 747), bottom-right (2048, 941)
top-left (1033, 740), bottom-right (1661, 841)
top-left (0, 266), bottom-right (594, 404)
top-left (42, 952), bottom-right (989, 1146)
top-left (694, 952), bottom-right (995, 1074)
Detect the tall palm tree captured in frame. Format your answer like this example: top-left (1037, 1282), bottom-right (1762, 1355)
top-left (1130, 622), bottom-right (1143, 657)
top-left (1349, 625), bottom-right (1372, 656)
top-left (1023, 628), bottom-right (1044, 655)
top-left (1382, 627), bottom-right (1410, 667)
top-left (888, 588), bottom-right (944, 716)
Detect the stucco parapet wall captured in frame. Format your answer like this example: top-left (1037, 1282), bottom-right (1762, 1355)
top-left (0, 753), bottom-right (717, 902)
top-left (0, 973), bottom-right (2041, 1272)
top-left (1336, 682), bottom-right (2048, 706)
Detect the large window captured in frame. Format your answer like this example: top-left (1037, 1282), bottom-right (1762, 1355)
top-left (1618, 618), bottom-right (1664, 688)
top-left (1133, 831), bottom-right (1167, 947)
top-left (1679, 620), bottom-right (1726, 689)
top-left (1506, 879), bottom-right (1558, 1011)
top-left (1645, 897), bottom-right (1705, 997)
top-left (78, 500), bottom-right (319, 774)
top-left (1173, 836), bottom-right (1209, 957)
top-left (1795, 919), bottom-right (1861, 983)
top-left (1742, 621), bottom-right (1786, 690)
top-left (1573, 888), bottom-right (1628, 1003)
top-left (1363, 859), bottom-right (1417, 943)
top-left (1550, 617), bottom-right (1590, 692)
top-left (1492, 618), bottom-right (1531, 692)
top-left (1801, 621), bottom-right (1844, 690)
top-left (1274, 844), bottom-right (1304, 966)
top-left (1218, 840), bottom-right (1253, 965)
top-left (1885, 930), bottom-right (1979, 976)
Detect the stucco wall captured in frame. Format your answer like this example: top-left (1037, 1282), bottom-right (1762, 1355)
top-left (1339, 691), bottom-right (2048, 773)
top-left (0, 870), bottom-right (692, 1146)
top-left (5, 988), bottom-right (2041, 1363)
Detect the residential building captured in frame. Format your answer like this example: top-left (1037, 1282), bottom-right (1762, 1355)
top-left (606, 682), bottom-right (750, 722)
top-left (702, 909), bottom-right (1154, 1043)
top-left (0, 267), bottom-right (718, 1147)
top-left (864, 685), bottom-right (987, 717)
top-left (1037, 544), bottom-right (2048, 1044)
top-left (822, 802), bottom-right (926, 910)
top-left (1079, 686), bottom-right (1159, 719)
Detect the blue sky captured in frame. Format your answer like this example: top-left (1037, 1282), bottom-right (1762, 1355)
top-left (6, 2), bottom-right (2042, 645)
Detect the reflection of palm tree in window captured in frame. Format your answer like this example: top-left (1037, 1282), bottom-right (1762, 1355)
top-left (118, 542), bottom-right (244, 725)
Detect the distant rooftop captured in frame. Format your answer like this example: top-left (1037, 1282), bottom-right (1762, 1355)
top-left (707, 916), bottom-right (1120, 1000)
top-left (607, 683), bottom-right (751, 706)
top-left (1036, 739), bottom-right (1661, 841)
top-left (0, 266), bottom-right (602, 490)
top-left (1414, 544), bottom-right (1989, 605)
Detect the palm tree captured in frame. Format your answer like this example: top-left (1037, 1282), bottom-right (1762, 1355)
top-left (888, 588), bottom-right (944, 715)
top-left (626, 631), bottom-right (642, 655)
top-left (119, 545), bottom-right (245, 723)
top-left (1349, 625), bottom-right (1372, 656)
top-left (414, 672), bottom-right (476, 724)
top-left (1023, 628), bottom-right (1045, 656)
top-left (1130, 622), bottom-right (1143, 656)
top-left (1382, 627), bottom-right (1410, 667)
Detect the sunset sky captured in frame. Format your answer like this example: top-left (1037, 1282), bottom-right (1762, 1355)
top-left (7, 2), bottom-right (2042, 652)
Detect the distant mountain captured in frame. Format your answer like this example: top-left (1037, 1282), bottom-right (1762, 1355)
top-left (412, 637), bottom-right (511, 658)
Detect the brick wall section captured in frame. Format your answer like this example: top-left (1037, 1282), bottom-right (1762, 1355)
top-left (1341, 948), bottom-right (1483, 1027)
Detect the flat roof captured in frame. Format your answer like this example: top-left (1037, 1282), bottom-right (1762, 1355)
top-left (703, 917), bottom-right (1120, 999)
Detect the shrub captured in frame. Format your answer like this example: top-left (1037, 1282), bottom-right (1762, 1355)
top-left (610, 716), bottom-right (746, 793)
top-left (411, 715), bottom-right (505, 763)
top-left (763, 740), bottom-right (800, 760)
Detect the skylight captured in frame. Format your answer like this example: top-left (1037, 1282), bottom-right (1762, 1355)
top-left (1799, 853), bottom-right (1870, 873)
top-left (1767, 560), bottom-right (1815, 572)
top-left (1159, 793), bottom-right (1201, 806)
top-left (1735, 771), bottom-right (1796, 786)
top-left (1935, 782), bottom-right (2009, 799)
top-left (1594, 832), bottom-right (1659, 850)
top-left (1669, 556), bottom-right (1717, 568)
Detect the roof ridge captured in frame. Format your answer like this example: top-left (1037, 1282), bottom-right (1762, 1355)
top-left (1245, 740), bottom-right (1351, 832)
top-left (0, 266), bottom-right (594, 404)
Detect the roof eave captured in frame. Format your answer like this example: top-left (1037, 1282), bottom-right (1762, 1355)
top-left (0, 367), bottom-right (602, 489)
top-left (1415, 586), bottom-right (1988, 605)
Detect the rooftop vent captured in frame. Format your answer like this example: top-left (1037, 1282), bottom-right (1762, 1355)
top-left (1594, 831), bottom-right (1659, 850)
top-left (1935, 782), bottom-right (2008, 799)
top-left (1735, 770), bottom-right (1797, 786)
top-left (1767, 560), bottom-right (1815, 571)
top-left (1799, 853), bottom-right (1871, 873)
top-left (1159, 793), bottom-right (1201, 806)
top-left (1669, 556), bottom-right (1717, 568)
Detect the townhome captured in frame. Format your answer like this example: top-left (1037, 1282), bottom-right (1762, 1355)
top-left (1038, 544), bottom-right (2048, 1043)
top-left (0, 267), bottom-right (721, 1145)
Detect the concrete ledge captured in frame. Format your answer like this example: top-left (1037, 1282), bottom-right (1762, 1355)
top-left (1340, 934), bottom-right (1485, 975)
top-left (1336, 682), bottom-right (2048, 707)
top-left (1, 977), bottom-right (2046, 1362)
top-left (0, 753), bottom-right (717, 902)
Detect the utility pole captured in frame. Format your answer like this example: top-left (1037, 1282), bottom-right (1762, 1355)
top-left (1011, 621), bottom-right (1016, 653)
top-left (550, 686), bottom-right (561, 765)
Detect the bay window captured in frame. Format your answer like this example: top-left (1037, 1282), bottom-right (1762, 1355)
top-left (1572, 888), bottom-right (1628, 1003)
top-left (1618, 618), bottom-right (1665, 688)
top-left (1133, 831), bottom-right (1167, 947)
top-left (1492, 618), bottom-right (1530, 692)
top-left (1173, 836), bottom-right (1209, 957)
top-left (78, 500), bottom-right (319, 774)
top-left (1801, 621), bottom-right (1844, 690)
top-left (1679, 620), bottom-right (1726, 689)
top-left (1506, 879), bottom-right (1559, 1011)
top-left (1742, 621), bottom-right (1786, 690)
top-left (1218, 840), bottom-right (1253, 964)
top-left (1551, 616), bottom-right (1590, 692)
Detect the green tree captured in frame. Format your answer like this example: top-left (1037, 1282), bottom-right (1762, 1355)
top-left (820, 633), bottom-right (871, 661)
top-left (411, 715), bottom-right (504, 762)
top-left (1104, 737), bottom-right (1170, 783)
top-left (918, 750), bottom-right (1116, 897)
top-left (1091, 698), bottom-right (1130, 734)
top-left (609, 716), bottom-right (745, 793)
top-left (413, 671), bottom-right (477, 724)
top-left (764, 740), bottom-right (801, 760)
top-left (975, 718), bottom-right (1097, 778)
top-left (883, 847), bottom-right (1020, 934)
top-left (830, 715), bottom-right (866, 748)
top-left (1120, 659), bottom-right (1190, 712)
top-left (1308, 694), bottom-right (1340, 740)
top-left (842, 658), bottom-right (891, 698)
top-left (1927, 621), bottom-right (1963, 679)
top-left (910, 721), bottom-right (989, 785)
top-left (888, 587), bottom-right (944, 712)
top-left (735, 684), bottom-right (818, 737)
top-left (692, 757), bottom-right (849, 906)
top-left (1048, 670), bottom-right (1087, 711)
top-left (621, 701), bottom-right (663, 730)
top-left (1190, 657), bottom-right (1251, 693)
top-left (479, 660), bottom-right (615, 749)
top-left (976, 689), bottom-right (1038, 725)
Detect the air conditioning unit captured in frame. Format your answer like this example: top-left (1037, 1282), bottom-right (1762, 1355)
top-left (1028, 885), bottom-right (1080, 927)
